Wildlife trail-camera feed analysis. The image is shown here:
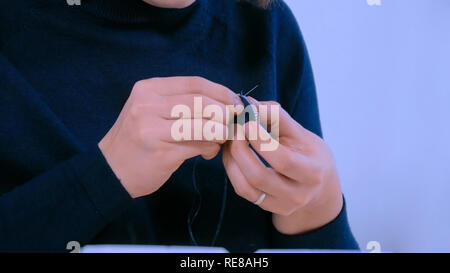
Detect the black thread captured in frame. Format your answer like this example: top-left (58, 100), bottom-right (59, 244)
top-left (186, 92), bottom-right (260, 247)
top-left (211, 175), bottom-right (228, 246)
top-left (187, 157), bottom-right (228, 247)
top-left (187, 157), bottom-right (201, 246)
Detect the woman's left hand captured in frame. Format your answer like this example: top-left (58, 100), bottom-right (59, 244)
top-left (222, 99), bottom-right (343, 235)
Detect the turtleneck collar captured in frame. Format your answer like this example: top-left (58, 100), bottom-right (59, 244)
top-left (76, 0), bottom-right (201, 25)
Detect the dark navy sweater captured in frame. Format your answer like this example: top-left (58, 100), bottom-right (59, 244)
top-left (0, 0), bottom-right (359, 252)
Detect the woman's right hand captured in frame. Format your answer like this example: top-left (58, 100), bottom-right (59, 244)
top-left (99, 77), bottom-right (242, 198)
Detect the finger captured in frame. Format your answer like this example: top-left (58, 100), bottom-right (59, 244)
top-left (162, 94), bottom-right (239, 125)
top-left (130, 96), bottom-right (239, 126)
top-left (141, 119), bottom-right (228, 145)
top-left (227, 138), bottom-right (291, 196)
top-left (223, 146), bottom-right (284, 211)
top-left (248, 97), bottom-right (314, 140)
top-left (173, 141), bottom-right (222, 161)
top-left (168, 118), bottom-right (229, 144)
top-left (245, 121), bottom-right (312, 181)
top-left (130, 99), bottom-right (240, 130)
top-left (143, 76), bottom-right (243, 106)
top-left (223, 145), bottom-right (261, 202)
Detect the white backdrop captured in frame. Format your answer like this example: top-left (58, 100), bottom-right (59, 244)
top-left (285, 0), bottom-right (450, 252)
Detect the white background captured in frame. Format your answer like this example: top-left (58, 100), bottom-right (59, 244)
top-left (286, 0), bottom-right (450, 252)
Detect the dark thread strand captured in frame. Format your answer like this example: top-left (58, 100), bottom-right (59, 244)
top-left (187, 157), bottom-right (201, 246)
top-left (188, 157), bottom-right (228, 247)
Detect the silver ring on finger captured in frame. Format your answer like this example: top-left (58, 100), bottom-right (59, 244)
top-left (254, 193), bottom-right (266, 206)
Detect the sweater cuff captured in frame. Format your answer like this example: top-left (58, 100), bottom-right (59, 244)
top-left (66, 145), bottom-right (133, 224)
top-left (269, 197), bottom-right (360, 250)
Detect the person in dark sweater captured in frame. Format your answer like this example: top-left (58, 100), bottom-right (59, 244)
top-left (0, 0), bottom-right (359, 252)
